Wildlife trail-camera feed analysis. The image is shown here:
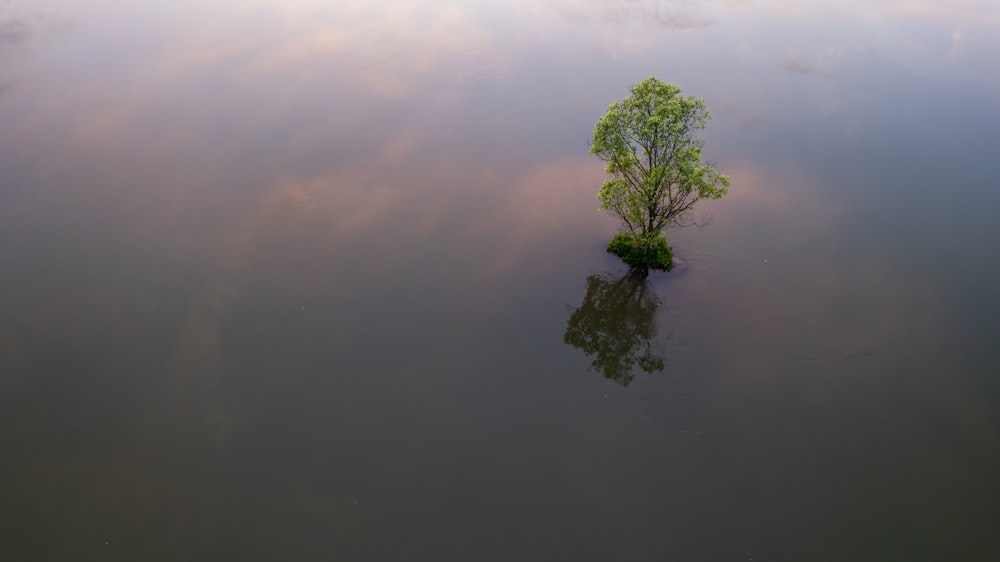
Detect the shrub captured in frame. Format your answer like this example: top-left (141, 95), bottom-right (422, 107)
top-left (606, 232), bottom-right (673, 271)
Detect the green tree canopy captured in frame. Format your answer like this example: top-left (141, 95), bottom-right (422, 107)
top-left (591, 77), bottom-right (729, 271)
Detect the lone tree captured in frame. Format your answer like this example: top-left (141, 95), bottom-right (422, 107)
top-left (591, 77), bottom-right (729, 271)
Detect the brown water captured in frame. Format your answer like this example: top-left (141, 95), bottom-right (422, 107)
top-left (2, 1), bottom-right (999, 560)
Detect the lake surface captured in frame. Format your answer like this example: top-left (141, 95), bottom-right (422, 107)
top-left (2, 1), bottom-right (999, 560)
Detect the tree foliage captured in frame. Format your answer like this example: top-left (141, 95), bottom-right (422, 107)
top-left (591, 77), bottom-right (729, 270)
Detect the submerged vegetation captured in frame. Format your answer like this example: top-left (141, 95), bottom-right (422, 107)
top-left (606, 232), bottom-right (673, 271)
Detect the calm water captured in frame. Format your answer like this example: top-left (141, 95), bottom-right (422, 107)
top-left (2, 1), bottom-right (1000, 560)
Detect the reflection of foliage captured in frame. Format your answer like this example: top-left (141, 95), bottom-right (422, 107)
top-left (563, 271), bottom-right (666, 386)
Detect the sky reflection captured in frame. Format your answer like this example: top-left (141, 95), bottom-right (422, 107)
top-left (2, 0), bottom-right (1000, 559)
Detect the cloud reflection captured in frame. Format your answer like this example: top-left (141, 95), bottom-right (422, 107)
top-left (0, 17), bottom-right (29, 46)
top-left (783, 58), bottom-right (832, 77)
top-left (553, 0), bottom-right (715, 29)
top-left (244, 0), bottom-right (507, 98)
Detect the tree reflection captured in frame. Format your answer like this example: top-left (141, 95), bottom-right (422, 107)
top-left (563, 270), bottom-right (666, 387)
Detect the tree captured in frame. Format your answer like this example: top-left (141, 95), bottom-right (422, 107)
top-left (563, 271), bottom-right (666, 387)
top-left (591, 77), bottom-right (729, 271)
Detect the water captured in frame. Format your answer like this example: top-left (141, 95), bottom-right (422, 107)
top-left (2, 1), bottom-right (999, 560)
